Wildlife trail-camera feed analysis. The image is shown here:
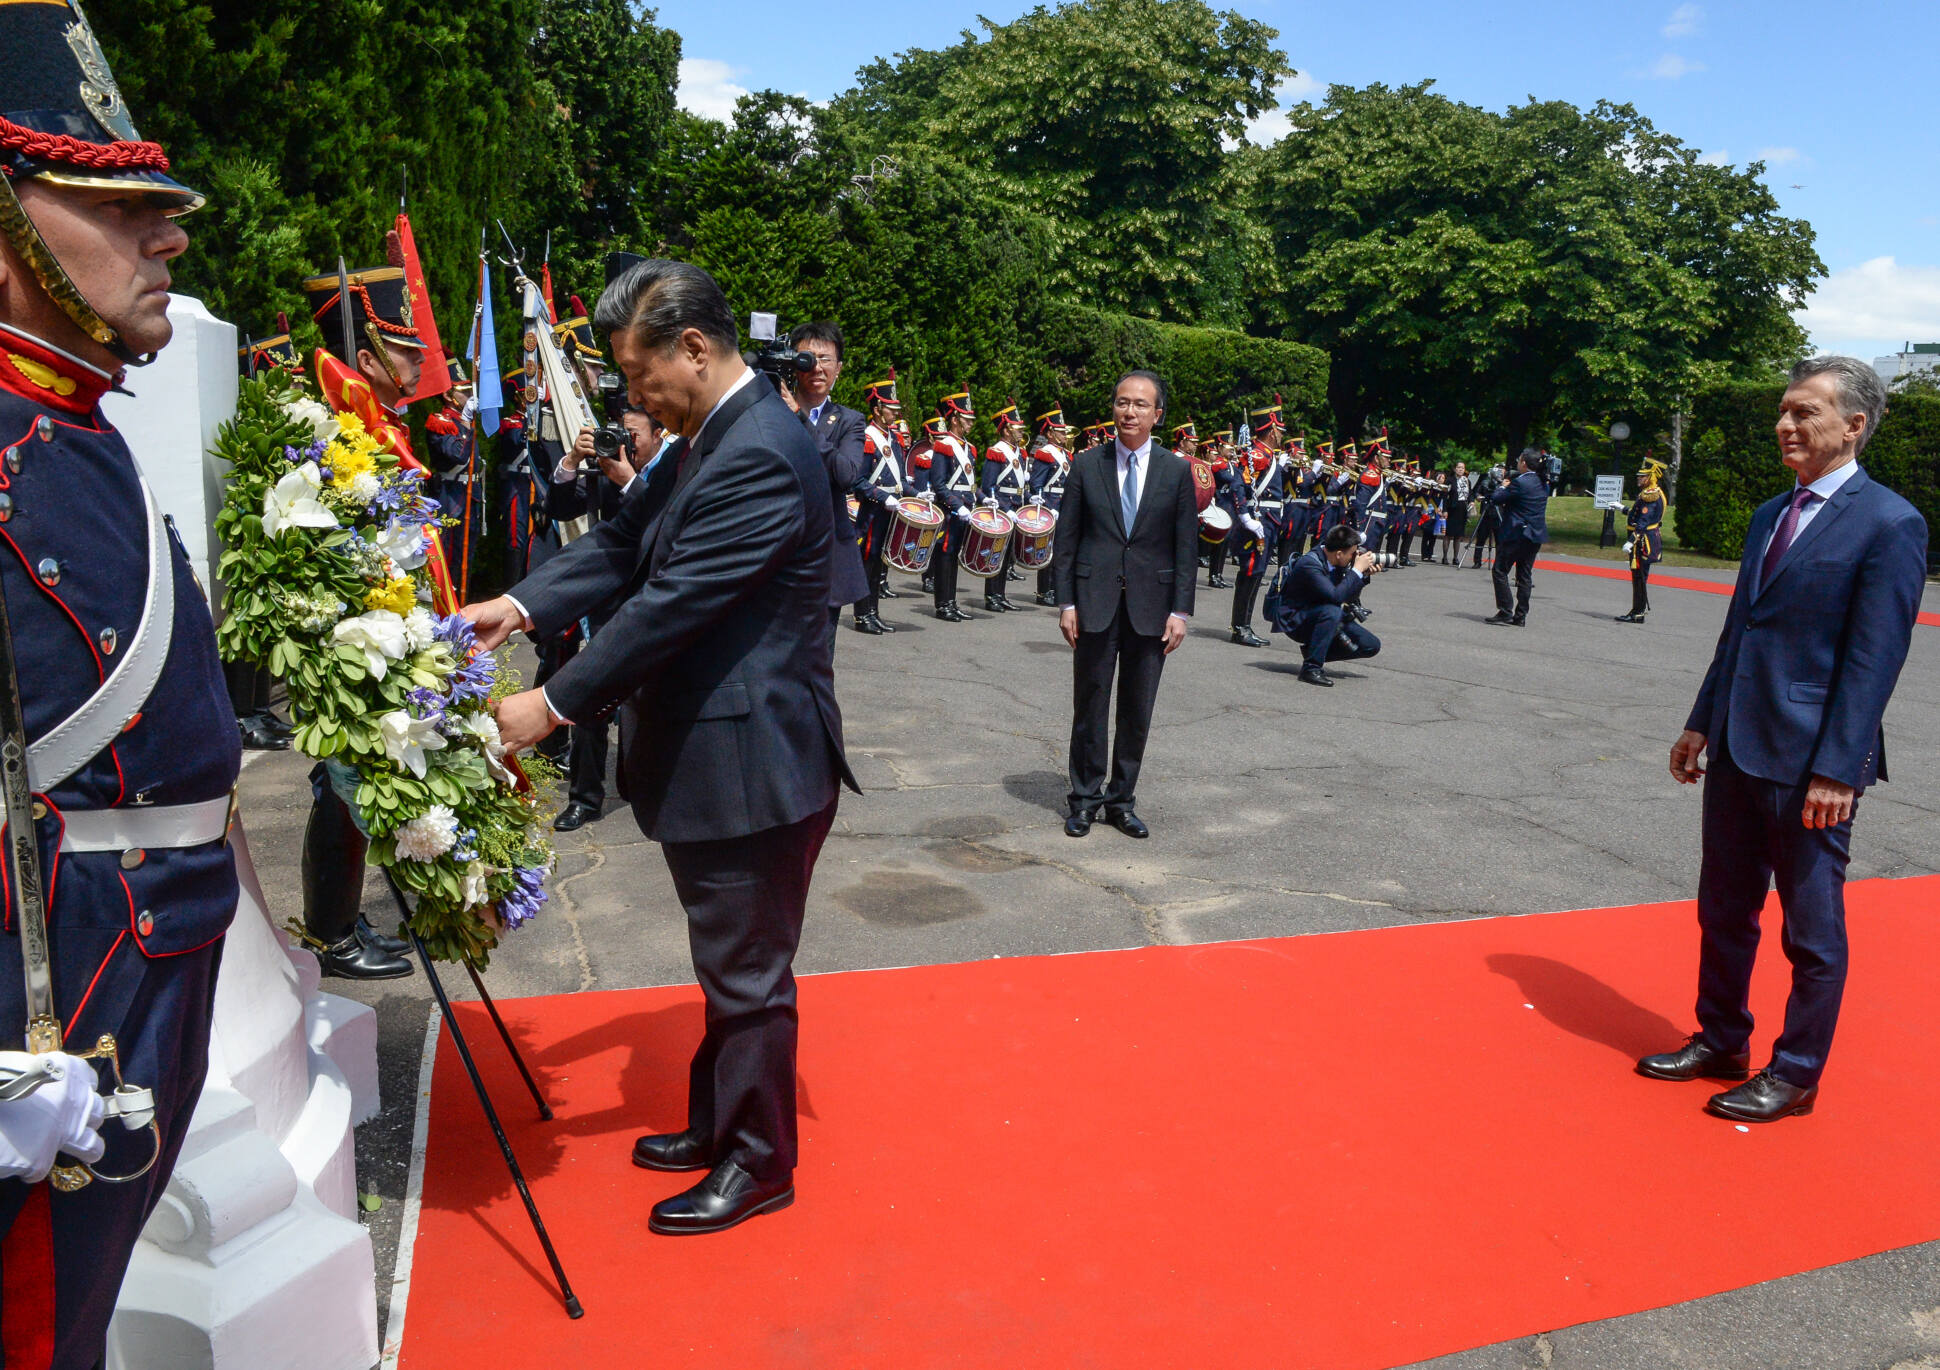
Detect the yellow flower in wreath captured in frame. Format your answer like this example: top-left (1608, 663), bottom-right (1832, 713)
top-left (364, 577), bottom-right (417, 616)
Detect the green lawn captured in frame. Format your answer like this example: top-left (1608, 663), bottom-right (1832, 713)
top-left (1539, 495), bottom-right (1739, 570)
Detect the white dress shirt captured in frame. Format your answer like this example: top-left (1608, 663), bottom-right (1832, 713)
top-left (1760, 458), bottom-right (1861, 561)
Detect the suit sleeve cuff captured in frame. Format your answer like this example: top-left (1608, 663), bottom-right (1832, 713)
top-left (502, 595), bottom-right (537, 633)
top-left (539, 686), bottom-right (574, 729)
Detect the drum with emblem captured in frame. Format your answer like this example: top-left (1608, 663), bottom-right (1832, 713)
top-left (1198, 504), bottom-right (1233, 546)
top-left (957, 506), bottom-right (1015, 578)
top-left (1010, 501), bottom-right (1057, 571)
top-left (884, 497), bottom-right (946, 574)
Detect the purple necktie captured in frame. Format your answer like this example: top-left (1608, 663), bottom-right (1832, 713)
top-left (1760, 486), bottom-right (1816, 585)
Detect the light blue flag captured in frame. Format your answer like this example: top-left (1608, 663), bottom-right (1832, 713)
top-left (469, 254), bottom-right (503, 436)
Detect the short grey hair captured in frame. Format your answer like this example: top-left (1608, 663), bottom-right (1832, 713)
top-left (593, 258), bottom-right (739, 355)
top-left (1789, 355), bottom-right (1887, 454)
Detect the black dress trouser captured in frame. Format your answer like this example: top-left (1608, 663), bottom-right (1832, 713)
top-left (1068, 598), bottom-right (1167, 813)
top-left (1492, 538), bottom-right (1539, 617)
top-left (660, 796), bottom-right (838, 1181)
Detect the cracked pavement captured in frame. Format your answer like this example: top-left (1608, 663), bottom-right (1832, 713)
top-left (234, 551), bottom-right (1940, 1369)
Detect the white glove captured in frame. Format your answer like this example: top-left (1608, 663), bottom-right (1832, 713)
top-left (1622, 540), bottom-right (1635, 555)
top-left (0, 1052), bottom-right (106, 1183)
top-left (1241, 515), bottom-right (1265, 539)
top-left (951, 506), bottom-right (971, 522)
top-left (459, 396), bottom-right (478, 427)
top-left (886, 496), bottom-right (903, 513)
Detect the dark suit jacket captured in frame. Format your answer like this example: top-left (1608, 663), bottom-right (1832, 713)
top-left (1490, 470), bottom-right (1550, 548)
top-left (511, 378), bottom-right (861, 842)
top-left (804, 399), bottom-right (870, 605)
top-left (1686, 465), bottom-right (1926, 790)
top-left (1051, 442), bottom-right (1198, 636)
top-left (1282, 547), bottom-right (1367, 610)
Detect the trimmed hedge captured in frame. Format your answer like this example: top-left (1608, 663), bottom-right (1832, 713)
top-left (1677, 385), bottom-right (1939, 566)
top-left (1034, 302), bottom-right (1330, 436)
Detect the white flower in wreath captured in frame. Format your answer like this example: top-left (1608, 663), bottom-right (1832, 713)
top-left (401, 607), bottom-right (437, 653)
top-left (348, 471), bottom-right (382, 504)
top-left (285, 396), bottom-right (341, 443)
top-left (453, 710), bottom-right (517, 785)
top-left (378, 708), bottom-right (448, 779)
top-left (393, 804), bottom-right (460, 862)
top-left (374, 520), bottom-right (429, 571)
top-left (262, 462), bottom-right (338, 538)
top-left (332, 611), bottom-right (409, 680)
top-left (461, 860), bottom-right (492, 907)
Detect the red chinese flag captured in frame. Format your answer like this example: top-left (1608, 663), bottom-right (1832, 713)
top-left (393, 212), bottom-right (451, 405)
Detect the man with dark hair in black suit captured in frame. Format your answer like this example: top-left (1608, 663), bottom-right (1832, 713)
top-left (784, 321), bottom-right (870, 636)
top-left (1276, 523), bottom-right (1385, 687)
top-left (1053, 370), bottom-right (1199, 840)
top-left (1485, 448), bottom-right (1550, 626)
top-left (466, 258), bottom-right (860, 1235)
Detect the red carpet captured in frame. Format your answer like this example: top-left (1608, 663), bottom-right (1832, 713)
top-left (397, 876), bottom-right (1940, 1370)
top-left (1535, 557), bottom-right (1940, 626)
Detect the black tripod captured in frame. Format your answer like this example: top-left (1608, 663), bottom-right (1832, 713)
top-left (385, 876), bottom-right (583, 1319)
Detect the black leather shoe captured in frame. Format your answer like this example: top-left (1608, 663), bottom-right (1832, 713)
top-left (1298, 664), bottom-right (1334, 687)
top-left (1034, 591), bottom-right (1058, 606)
top-left (1511, 614), bottom-right (1527, 626)
top-left (259, 710), bottom-right (296, 741)
top-left (1064, 807), bottom-right (1094, 837)
top-left (1230, 626), bottom-right (1267, 648)
top-left (649, 1161), bottom-right (794, 1235)
top-left (1006, 567), bottom-right (1023, 582)
top-left (357, 918), bottom-right (410, 956)
top-left (1636, 1033), bottom-right (1751, 1082)
top-left (1707, 1069), bottom-right (1817, 1123)
top-left (553, 801), bottom-right (600, 832)
top-left (853, 613), bottom-right (893, 634)
top-left (318, 932), bottom-right (414, 980)
top-left (239, 713), bottom-right (291, 751)
top-left (983, 595), bottom-right (1008, 612)
top-left (1105, 808), bottom-right (1149, 839)
top-left (1615, 611), bottom-right (1645, 623)
top-left (877, 582), bottom-right (900, 599)
top-left (1208, 574), bottom-right (1229, 589)
top-left (939, 603), bottom-right (973, 622)
top-left (921, 575), bottom-right (935, 594)
top-left (995, 595), bottom-right (1020, 611)
top-left (632, 1128), bottom-right (712, 1172)
top-left (1484, 611), bottom-right (1515, 626)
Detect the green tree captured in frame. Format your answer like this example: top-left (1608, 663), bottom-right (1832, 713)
top-left (1255, 82), bottom-right (1823, 456)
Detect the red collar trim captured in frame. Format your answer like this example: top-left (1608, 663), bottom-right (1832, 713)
top-left (0, 326), bottom-right (113, 414)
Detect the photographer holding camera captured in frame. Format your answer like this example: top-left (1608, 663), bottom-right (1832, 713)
top-left (1275, 524), bottom-right (1384, 687)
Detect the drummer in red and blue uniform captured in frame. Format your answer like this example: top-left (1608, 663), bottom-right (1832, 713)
top-left (923, 386), bottom-right (981, 622)
top-left (977, 399), bottom-right (1030, 613)
top-left (1229, 401), bottom-right (1287, 647)
top-left (1203, 428), bottom-right (1243, 589)
top-left (0, 9), bottom-right (247, 1362)
top-left (849, 367), bottom-right (907, 634)
top-left (1027, 407), bottom-right (1073, 605)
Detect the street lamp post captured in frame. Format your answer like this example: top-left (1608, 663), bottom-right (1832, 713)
top-left (1601, 421), bottom-right (1630, 548)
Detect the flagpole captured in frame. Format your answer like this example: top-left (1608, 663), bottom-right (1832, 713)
top-left (460, 232), bottom-right (485, 604)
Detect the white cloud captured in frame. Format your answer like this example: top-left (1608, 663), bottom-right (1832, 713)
top-left (1240, 71), bottom-right (1325, 146)
top-left (1662, 4), bottom-right (1702, 38)
top-left (1755, 145), bottom-right (1801, 165)
top-left (1643, 52), bottom-right (1706, 79)
top-left (677, 58), bottom-right (750, 123)
top-left (1797, 257), bottom-right (1940, 358)
top-left (1698, 148), bottom-right (1730, 166)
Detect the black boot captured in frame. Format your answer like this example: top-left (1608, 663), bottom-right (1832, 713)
top-left (983, 594), bottom-right (1008, 612)
top-left (240, 712), bottom-right (290, 751)
top-left (318, 928), bottom-right (414, 980)
top-left (877, 580), bottom-right (900, 599)
top-left (303, 789), bottom-right (412, 979)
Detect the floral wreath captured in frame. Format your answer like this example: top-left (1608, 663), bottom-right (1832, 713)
top-left (213, 367), bottom-right (554, 966)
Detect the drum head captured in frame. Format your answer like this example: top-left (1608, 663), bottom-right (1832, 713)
top-left (1200, 505), bottom-right (1233, 533)
top-left (896, 500), bottom-right (946, 530)
top-left (1013, 505), bottom-right (1056, 535)
top-left (969, 507), bottom-right (1014, 536)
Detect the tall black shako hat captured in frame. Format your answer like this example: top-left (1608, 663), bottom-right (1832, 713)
top-left (554, 294), bottom-right (600, 362)
top-left (300, 236), bottom-right (427, 366)
top-left (1, 0), bottom-right (204, 364)
top-left (238, 312), bottom-right (301, 378)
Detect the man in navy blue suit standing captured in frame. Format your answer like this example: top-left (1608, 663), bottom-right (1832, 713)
top-left (1639, 356), bottom-right (1927, 1123)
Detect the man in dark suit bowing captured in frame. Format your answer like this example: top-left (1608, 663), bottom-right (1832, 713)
top-left (783, 321), bottom-right (872, 637)
top-left (1053, 370), bottom-right (1199, 839)
top-left (465, 259), bottom-right (860, 1232)
top-left (1641, 356), bottom-right (1926, 1122)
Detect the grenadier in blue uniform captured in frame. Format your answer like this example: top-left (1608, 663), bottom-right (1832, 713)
top-left (1229, 401), bottom-right (1286, 648)
top-left (1027, 407), bottom-right (1072, 605)
top-left (1201, 429), bottom-right (1238, 588)
top-left (849, 368), bottom-right (907, 633)
top-left (977, 399), bottom-right (1030, 613)
top-left (0, 7), bottom-right (244, 1363)
top-left (423, 358), bottom-right (484, 592)
top-left (924, 387), bottom-right (980, 622)
top-left (1617, 457), bottom-right (1668, 623)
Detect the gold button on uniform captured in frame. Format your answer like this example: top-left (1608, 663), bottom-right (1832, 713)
top-left (120, 848), bottom-right (145, 870)
top-left (36, 416), bottom-right (54, 441)
top-left (137, 911), bottom-right (155, 937)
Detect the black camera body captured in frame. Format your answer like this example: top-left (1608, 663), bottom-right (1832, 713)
top-left (591, 371), bottom-right (634, 464)
top-left (751, 338), bottom-right (817, 391)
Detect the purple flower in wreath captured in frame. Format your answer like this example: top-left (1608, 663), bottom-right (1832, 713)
top-left (405, 686), bottom-right (450, 732)
top-left (499, 865), bottom-right (548, 929)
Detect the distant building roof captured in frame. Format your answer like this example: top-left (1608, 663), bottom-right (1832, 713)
top-left (1872, 345), bottom-right (1940, 382)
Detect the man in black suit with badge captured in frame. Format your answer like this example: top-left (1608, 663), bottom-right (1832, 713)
top-left (783, 321), bottom-right (870, 637)
top-left (1053, 370), bottom-right (1199, 839)
top-left (465, 259), bottom-right (860, 1235)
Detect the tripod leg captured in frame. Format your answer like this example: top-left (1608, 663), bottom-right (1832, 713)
top-left (390, 880), bottom-right (583, 1318)
top-left (463, 957), bottom-right (554, 1121)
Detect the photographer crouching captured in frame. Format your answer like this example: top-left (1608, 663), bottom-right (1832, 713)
top-left (1276, 524), bottom-right (1384, 687)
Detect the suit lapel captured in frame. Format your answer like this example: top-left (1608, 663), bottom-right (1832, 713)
top-left (1755, 466), bottom-right (1868, 601)
top-left (648, 379), bottom-right (769, 570)
top-left (1097, 445), bottom-right (1128, 542)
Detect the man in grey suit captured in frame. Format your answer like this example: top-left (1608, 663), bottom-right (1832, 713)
top-left (1053, 370), bottom-right (1199, 839)
top-left (467, 259), bottom-right (860, 1234)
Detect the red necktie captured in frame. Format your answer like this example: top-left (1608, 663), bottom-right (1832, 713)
top-left (1760, 486), bottom-right (1816, 585)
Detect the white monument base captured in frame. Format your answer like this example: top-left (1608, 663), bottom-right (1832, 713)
top-left (100, 297), bottom-right (382, 1370)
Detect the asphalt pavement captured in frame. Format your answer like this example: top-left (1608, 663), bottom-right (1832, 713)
top-left (235, 545), bottom-right (1940, 1370)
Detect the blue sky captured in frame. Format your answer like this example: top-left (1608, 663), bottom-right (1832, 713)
top-left (654, 0), bottom-right (1940, 364)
